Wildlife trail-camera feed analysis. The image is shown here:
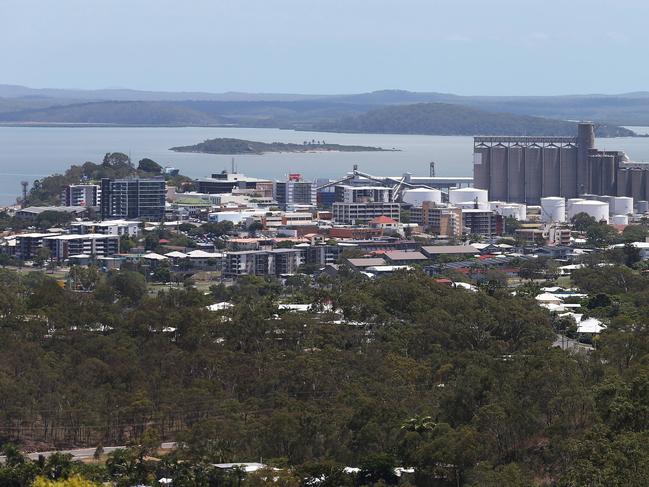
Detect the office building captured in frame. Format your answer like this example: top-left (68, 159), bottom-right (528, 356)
top-left (474, 122), bottom-right (649, 205)
top-left (100, 177), bottom-right (166, 220)
top-left (275, 174), bottom-right (316, 211)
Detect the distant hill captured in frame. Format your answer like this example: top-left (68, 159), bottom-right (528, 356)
top-left (4, 84), bottom-right (649, 125)
top-left (315, 103), bottom-right (635, 137)
top-left (0, 101), bottom-right (224, 125)
top-left (0, 89), bottom-right (638, 136)
top-left (170, 137), bottom-right (392, 154)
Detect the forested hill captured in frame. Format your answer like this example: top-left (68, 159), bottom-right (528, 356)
top-left (315, 103), bottom-right (635, 137)
top-left (170, 137), bottom-right (391, 154)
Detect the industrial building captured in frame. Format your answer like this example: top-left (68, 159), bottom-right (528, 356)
top-left (473, 122), bottom-right (649, 205)
top-left (196, 171), bottom-right (273, 196)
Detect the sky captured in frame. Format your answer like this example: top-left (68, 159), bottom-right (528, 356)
top-left (1, 0), bottom-right (648, 96)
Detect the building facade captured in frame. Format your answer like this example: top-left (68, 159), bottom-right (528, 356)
top-left (100, 177), bottom-right (166, 220)
top-left (275, 175), bottom-right (317, 211)
top-left (62, 184), bottom-right (101, 207)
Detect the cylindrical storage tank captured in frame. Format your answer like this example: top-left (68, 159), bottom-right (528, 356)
top-left (611, 196), bottom-right (633, 215)
top-left (402, 188), bottom-right (442, 207)
top-left (489, 201), bottom-right (507, 211)
top-left (636, 200), bottom-right (649, 213)
top-left (499, 204), bottom-right (527, 221)
top-left (449, 188), bottom-right (488, 205)
top-left (611, 214), bottom-right (629, 225)
top-left (567, 198), bottom-right (585, 215)
top-left (541, 197), bottom-right (566, 223)
top-left (454, 201), bottom-right (490, 210)
top-left (568, 200), bottom-right (609, 223)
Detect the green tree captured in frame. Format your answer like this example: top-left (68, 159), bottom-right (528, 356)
top-left (571, 212), bottom-right (597, 231)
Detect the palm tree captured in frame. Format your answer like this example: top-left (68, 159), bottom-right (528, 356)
top-left (401, 415), bottom-right (435, 433)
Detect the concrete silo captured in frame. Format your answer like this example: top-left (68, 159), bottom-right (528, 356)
top-left (507, 145), bottom-right (525, 203)
top-left (560, 145), bottom-right (578, 199)
top-left (524, 146), bottom-right (543, 204)
top-left (542, 146), bottom-right (561, 197)
top-left (473, 145), bottom-right (491, 193)
top-left (489, 145), bottom-right (508, 201)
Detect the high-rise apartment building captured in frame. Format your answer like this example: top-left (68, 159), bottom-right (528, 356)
top-left (61, 184), bottom-right (101, 207)
top-left (100, 177), bottom-right (166, 220)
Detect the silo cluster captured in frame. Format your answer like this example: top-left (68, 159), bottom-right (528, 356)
top-left (474, 122), bottom-right (649, 205)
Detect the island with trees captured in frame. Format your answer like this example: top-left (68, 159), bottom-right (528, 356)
top-left (170, 137), bottom-right (395, 155)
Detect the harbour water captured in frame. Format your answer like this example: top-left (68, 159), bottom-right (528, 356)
top-left (1, 126), bottom-right (649, 205)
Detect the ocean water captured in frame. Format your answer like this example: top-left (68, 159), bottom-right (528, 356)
top-left (1, 126), bottom-right (649, 205)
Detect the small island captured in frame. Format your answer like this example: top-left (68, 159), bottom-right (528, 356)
top-left (170, 137), bottom-right (396, 154)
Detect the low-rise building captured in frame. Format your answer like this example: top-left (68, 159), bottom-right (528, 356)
top-left (332, 202), bottom-right (400, 224)
top-left (70, 220), bottom-right (141, 237)
top-left (43, 234), bottom-right (120, 261)
top-left (15, 233), bottom-right (59, 260)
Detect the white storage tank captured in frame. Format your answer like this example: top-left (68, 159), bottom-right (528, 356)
top-left (454, 201), bottom-right (490, 210)
top-left (568, 200), bottom-right (609, 223)
top-left (499, 204), bottom-right (527, 221)
top-left (489, 201), bottom-right (507, 210)
top-left (637, 200), bottom-right (649, 214)
top-left (611, 196), bottom-right (633, 215)
top-left (541, 197), bottom-right (566, 223)
top-left (449, 187), bottom-right (488, 205)
top-left (567, 198), bottom-right (586, 215)
top-left (611, 214), bottom-right (629, 225)
top-left (402, 188), bottom-right (442, 206)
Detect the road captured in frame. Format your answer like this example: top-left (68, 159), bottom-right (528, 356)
top-left (0, 442), bottom-right (177, 462)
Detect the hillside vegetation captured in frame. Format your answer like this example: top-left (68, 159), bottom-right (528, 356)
top-left (0, 95), bottom-right (636, 136)
top-left (316, 102), bottom-right (635, 137)
top-left (1, 265), bottom-right (649, 484)
top-left (170, 137), bottom-right (391, 154)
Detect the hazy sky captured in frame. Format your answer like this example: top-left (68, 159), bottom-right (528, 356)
top-left (1, 0), bottom-right (647, 95)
